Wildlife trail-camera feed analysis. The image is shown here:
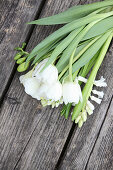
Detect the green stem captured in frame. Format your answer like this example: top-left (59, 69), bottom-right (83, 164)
top-left (58, 35), bottom-right (100, 80)
top-left (72, 31), bottom-right (113, 121)
top-left (69, 49), bottom-right (76, 81)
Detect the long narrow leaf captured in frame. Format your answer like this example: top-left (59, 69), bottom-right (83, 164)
top-left (83, 16), bottom-right (113, 40)
top-left (72, 30), bottom-right (112, 75)
top-left (56, 20), bottom-right (99, 72)
top-left (26, 13), bottom-right (108, 64)
top-left (28, 0), bottom-right (113, 25)
top-left (41, 27), bottom-right (83, 70)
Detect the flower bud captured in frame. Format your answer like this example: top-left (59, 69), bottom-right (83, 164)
top-left (78, 119), bottom-right (83, 128)
top-left (17, 62), bottom-right (30, 72)
top-left (14, 53), bottom-right (22, 60)
top-left (16, 57), bottom-right (26, 64)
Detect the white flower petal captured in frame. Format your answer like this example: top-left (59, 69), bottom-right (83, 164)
top-left (90, 95), bottom-right (102, 104)
top-left (94, 76), bottom-right (107, 87)
top-left (23, 77), bottom-right (41, 99)
top-left (33, 60), bottom-right (58, 85)
top-left (87, 100), bottom-right (95, 111)
top-left (40, 65), bottom-right (58, 84)
top-left (77, 76), bottom-right (87, 83)
top-left (86, 106), bottom-right (93, 115)
top-left (19, 70), bottom-right (33, 84)
top-left (46, 81), bottom-right (62, 101)
top-left (63, 82), bottom-right (82, 105)
top-left (92, 90), bottom-right (104, 99)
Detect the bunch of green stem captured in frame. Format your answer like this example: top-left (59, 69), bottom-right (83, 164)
top-left (72, 31), bottom-right (113, 121)
top-left (61, 31), bottom-right (113, 120)
top-left (25, 3), bottom-right (113, 71)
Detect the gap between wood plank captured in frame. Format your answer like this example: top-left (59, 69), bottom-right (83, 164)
top-left (54, 123), bottom-right (76, 170)
top-left (0, 0), bottom-right (46, 108)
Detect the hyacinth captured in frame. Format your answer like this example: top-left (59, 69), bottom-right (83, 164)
top-left (14, 0), bottom-right (113, 127)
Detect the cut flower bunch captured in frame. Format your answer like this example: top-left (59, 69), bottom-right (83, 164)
top-left (14, 0), bottom-right (113, 127)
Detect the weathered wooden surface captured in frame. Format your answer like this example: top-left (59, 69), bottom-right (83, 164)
top-left (58, 43), bottom-right (113, 170)
top-left (0, 0), bottom-right (45, 101)
top-left (0, 0), bottom-right (113, 170)
top-left (86, 98), bottom-right (113, 170)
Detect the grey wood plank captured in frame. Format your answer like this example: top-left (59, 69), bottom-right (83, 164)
top-left (86, 98), bottom-right (113, 170)
top-left (58, 42), bottom-right (113, 170)
top-left (0, 0), bottom-right (45, 101)
top-left (0, 0), bottom-right (81, 169)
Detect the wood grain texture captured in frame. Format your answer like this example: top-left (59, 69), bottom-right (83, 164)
top-left (0, 0), bottom-right (113, 170)
top-left (59, 42), bottom-right (113, 170)
top-left (0, 0), bottom-right (45, 100)
top-left (0, 0), bottom-right (80, 169)
top-left (86, 98), bottom-right (113, 170)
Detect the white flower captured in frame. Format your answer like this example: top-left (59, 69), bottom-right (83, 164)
top-left (19, 70), bottom-right (33, 84)
top-left (86, 100), bottom-right (95, 115)
top-left (90, 95), bottom-right (102, 104)
top-left (23, 77), bottom-right (41, 99)
top-left (78, 76), bottom-right (107, 87)
top-left (33, 59), bottom-right (58, 85)
top-left (92, 90), bottom-right (104, 98)
top-left (63, 81), bottom-right (82, 105)
top-left (32, 58), bottom-right (48, 79)
top-left (94, 76), bottom-right (107, 87)
top-left (78, 76), bottom-right (87, 83)
top-left (87, 100), bottom-right (95, 111)
top-left (46, 81), bottom-right (62, 101)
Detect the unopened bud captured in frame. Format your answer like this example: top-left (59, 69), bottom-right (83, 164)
top-left (16, 57), bottom-right (26, 64)
top-left (14, 53), bottom-right (22, 60)
top-left (17, 62), bottom-right (30, 72)
top-left (78, 119), bottom-right (83, 128)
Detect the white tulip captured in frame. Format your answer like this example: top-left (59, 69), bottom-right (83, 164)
top-left (40, 64), bottom-right (58, 84)
top-left (63, 81), bottom-right (82, 105)
top-left (19, 70), bottom-right (33, 84)
top-left (23, 77), bottom-right (41, 100)
top-left (32, 58), bottom-right (48, 80)
top-left (46, 81), bottom-right (62, 101)
top-left (33, 59), bottom-right (58, 84)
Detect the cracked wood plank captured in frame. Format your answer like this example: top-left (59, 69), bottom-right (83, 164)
top-left (0, 0), bottom-right (45, 101)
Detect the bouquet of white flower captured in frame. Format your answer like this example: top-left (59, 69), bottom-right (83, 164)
top-left (14, 0), bottom-right (113, 127)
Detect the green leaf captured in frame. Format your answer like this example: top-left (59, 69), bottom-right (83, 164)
top-left (83, 16), bottom-right (113, 40)
top-left (41, 27), bottom-right (83, 71)
top-left (26, 13), bottom-right (107, 64)
top-left (61, 30), bottom-right (112, 80)
top-left (71, 30), bottom-right (112, 74)
top-left (28, 1), bottom-right (113, 25)
top-left (56, 20), bottom-right (99, 73)
top-left (26, 35), bottom-right (65, 64)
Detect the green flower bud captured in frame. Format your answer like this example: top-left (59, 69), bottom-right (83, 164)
top-left (22, 42), bottom-right (26, 49)
top-left (14, 53), bottom-right (22, 60)
top-left (78, 119), bottom-right (83, 128)
top-left (75, 115), bottom-right (81, 124)
top-left (16, 57), bottom-right (26, 64)
top-left (17, 62), bottom-right (30, 72)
